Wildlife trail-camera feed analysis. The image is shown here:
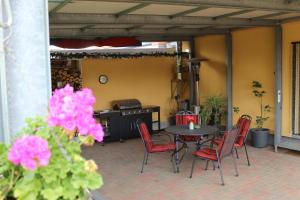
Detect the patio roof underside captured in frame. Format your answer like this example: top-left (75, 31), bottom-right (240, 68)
top-left (49, 0), bottom-right (300, 41)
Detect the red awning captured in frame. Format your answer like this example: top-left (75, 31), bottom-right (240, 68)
top-left (51, 37), bottom-right (142, 49)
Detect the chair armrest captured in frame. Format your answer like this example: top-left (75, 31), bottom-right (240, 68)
top-left (152, 131), bottom-right (173, 143)
top-left (152, 139), bottom-right (167, 143)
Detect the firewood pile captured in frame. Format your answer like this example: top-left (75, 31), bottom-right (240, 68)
top-left (51, 59), bottom-right (82, 91)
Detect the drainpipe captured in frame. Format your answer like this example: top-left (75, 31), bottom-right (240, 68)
top-left (274, 26), bottom-right (282, 152)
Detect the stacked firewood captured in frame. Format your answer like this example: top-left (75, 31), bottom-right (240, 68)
top-left (51, 59), bottom-right (82, 91)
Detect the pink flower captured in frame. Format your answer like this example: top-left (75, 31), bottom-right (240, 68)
top-left (89, 123), bottom-right (104, 142)
top-left (8, 135), bottom-right (51, 170)
top-left (47, 84), bottom-right (104, 142)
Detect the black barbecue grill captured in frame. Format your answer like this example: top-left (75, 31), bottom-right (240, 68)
top-left (94, 99), bottom-right (161, 142)
top-left (112, 99), bottom-right (154, 116)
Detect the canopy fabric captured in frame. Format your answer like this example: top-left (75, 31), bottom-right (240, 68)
top-left (50, 37), bottom-right (142, 49)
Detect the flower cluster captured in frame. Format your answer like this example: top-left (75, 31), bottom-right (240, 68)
top-left (48, 84), bottom-right (104, 142)
top-left (8, 135), bottom-right (51, 170)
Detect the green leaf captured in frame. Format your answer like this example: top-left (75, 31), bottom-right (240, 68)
top-left (61, 178), bottom-right (80, 200)
top-left (41, 186), bottom-right (63, 200)
top-left (85, 173), bottom-right (103, 190)
top-left (14, 177), bottom-right (41, 200)
top-left (252, 81), bottom-right (262, 88)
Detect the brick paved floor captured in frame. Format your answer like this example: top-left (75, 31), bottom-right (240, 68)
top-left (83, 137), bottom-right (300, 200)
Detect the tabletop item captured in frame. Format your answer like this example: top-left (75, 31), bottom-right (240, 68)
top-left (189, 121), bottom-right (194, 130)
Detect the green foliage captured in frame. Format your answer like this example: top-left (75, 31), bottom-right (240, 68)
top-left (233, 106), bottom-right (240, 114)
top-left (0, 117), bottom-right (103, 200)
top-left (252, 81), bottom-right (271, 128)
top-left (200, 95), bottom-right (226, 126)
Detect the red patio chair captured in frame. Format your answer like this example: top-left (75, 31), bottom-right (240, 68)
top-left (189, 128), bottom-right (239, 185)
top-left (213, 115), bottom-right (252, 166)
top-left (136, 120), bottom-right (176, 173)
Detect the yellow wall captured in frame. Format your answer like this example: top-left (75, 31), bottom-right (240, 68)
top-left (282, 20), bottom-right (300, 136)
top-left (194, 35), bottom-right (227, 103)
top-left (182, 41), bottom-right (191, 52)
top-left (192, 22), bottom-right (300, 136)
top-left (232, 27), bottom-right (275, 130)
top-left (81, 57), bottom-right (176, 122)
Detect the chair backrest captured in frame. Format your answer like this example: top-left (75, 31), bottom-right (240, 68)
top-left (235, 115), bottom-right (252, 146)
top-left (136, 120), bottom-right (153, 151)
top-left (219, 128), bottom-right (239, 159)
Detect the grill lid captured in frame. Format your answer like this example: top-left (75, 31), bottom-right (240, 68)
top-left (112, 99), bottom-right (142, 110)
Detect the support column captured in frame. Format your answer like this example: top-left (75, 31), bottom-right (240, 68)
top-left (226, 32), bottom-right (233, 129)
top-left (0, 0), bottom-right (10, 144)
top-left (4, 0), bottom-right (51, 138)
top-left (274, 26), bottom-right (282, 152)
top-left (189, 39), bottom-right (195, 108)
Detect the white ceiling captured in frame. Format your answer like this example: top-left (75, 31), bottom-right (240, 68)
top-left (48, 0), bottom-right (300, 40)
top-left (57, 1), bottom-right (139, 14)
top-left (187, 7), bottom-right (241, 17)
top-left (50, 24), bottom-right (86, 29)
top-left (129, 4), bottom-right (196, 15)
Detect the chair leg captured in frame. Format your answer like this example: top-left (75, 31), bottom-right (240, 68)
top-left (189, 156), bottom-right (197, 178)
top-left (244, 144), bottom-right (251, 166)
top-left (170, 153), bottom-right (176, 173)
top-left (205, 160), bottom-right (209, 170)
top-left (212, 161), bottom-right (216, 170)
top-left (145, 153), bottom-right (149, 165)
top-left (141, 151), bottom-right (148, 173)
top-left (235, 148), bottom-right (239, 159)
top-left (217, 158), bottom-right (225, 186)
top-left (231, 151), bottom-right (239, 177)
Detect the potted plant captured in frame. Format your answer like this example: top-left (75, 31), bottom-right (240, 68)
top-left (251, 81), bottom-right (271, 148)
top-left (0, 85), bottom-right (104, 200)
top-left (200, 95), bottom-right (226, 127)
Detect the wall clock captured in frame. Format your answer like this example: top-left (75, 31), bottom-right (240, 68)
top-left (99, 74), bottom-right (108, 84)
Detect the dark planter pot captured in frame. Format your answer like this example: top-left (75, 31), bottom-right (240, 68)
top-left (169, 115), bottom-right (176, 125)
top-left (251, 128), bottom-right (269, 148)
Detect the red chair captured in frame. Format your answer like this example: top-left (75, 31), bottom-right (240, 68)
top-left (213, 115), bottom-right (252, 166)
top-left (136, 120), bottom-right (176, 173)
top-left (189, 128), bottom-right (239, 185)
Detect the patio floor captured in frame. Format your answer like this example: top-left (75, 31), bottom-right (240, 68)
top-left (83, 137), bottom-right (300, 200)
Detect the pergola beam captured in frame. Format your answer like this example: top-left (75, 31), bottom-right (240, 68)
top-left (49, 0), bottom-right (72, 14)
top-left (170, 6), bottom-right (209, 18)
top-left (94, 0), bottom-right (300, 12)
top-left (50, 28), bottom-right (229, 38)
top-left (50, 34), bottom-right (193, 41)
top-left (137, 35), bottom-right (193, 41)
top-left (49, 13), bottom-right (278, 27)
top-left (213, 9), bottom-right (254, 19)
top-left (252, 12), bottom-right (288, 20)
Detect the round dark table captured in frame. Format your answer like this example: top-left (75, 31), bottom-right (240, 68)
top-left (165, 125), bottom-right (218, 136)
top-left (165, 125), bottom-right (219, 172)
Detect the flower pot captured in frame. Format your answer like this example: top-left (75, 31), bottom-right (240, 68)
top-left (251, 128), bottom-right (269, 148)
